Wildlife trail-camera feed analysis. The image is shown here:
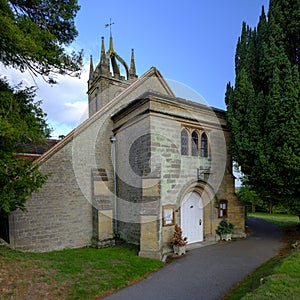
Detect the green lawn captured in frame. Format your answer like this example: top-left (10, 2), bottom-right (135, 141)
top-left (0, 243), bottom-right (163, 299)
top-left (2, 214), bottom-right (299, 299)
top-left (225, 213), bottom-right (300, 300)
top-left (247, 212), bottom-right (299, 228)
top-left (241, 249), bottom-right (300, 300)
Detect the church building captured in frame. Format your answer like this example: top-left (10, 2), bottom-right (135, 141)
top-left (5, 34), bottom-right (245, 259)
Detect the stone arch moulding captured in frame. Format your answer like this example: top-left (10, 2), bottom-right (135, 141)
top-left (178, 180), bottom-right (216, 208)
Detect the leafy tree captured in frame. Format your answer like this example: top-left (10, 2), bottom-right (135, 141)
top-left (226, 0), bottom-right (300, 217)
top-left (0, 78), bottom-right (51, 215)
top-left (0, 0), bottom-right (83, 83)
top-left (237, 185), bottom-right (266, 213)
top-left (0, 1), bottom-right (82, 215)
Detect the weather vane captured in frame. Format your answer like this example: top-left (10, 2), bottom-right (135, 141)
top-left (105, 18), bottom-right (115, 36)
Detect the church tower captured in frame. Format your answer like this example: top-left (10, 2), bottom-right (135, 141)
top-left (87, 32), bottom-right (138, 117)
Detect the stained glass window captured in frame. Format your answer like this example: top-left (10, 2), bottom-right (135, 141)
top-left (191, 131), bottom-right (198, 156)
top-left (201, 132), bottom-right (208, 157)
top-left (181, 129), bottom-right (189, 155)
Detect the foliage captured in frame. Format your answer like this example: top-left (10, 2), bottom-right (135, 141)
top-left (0, 0), bottom-right (83, 83)
top-left (0, 244), bottom-right (163, 299)
top-left (226, 0), bottom-right (300, 216)
top-left (237, 185), bottom-right (266, 212)
top-left (0, 1), bottom-right (82, 214)
top-left (0, 78), bottom-right (50, 215)
top-left (216, 218), bottom-right (234, 235)
top-left (170, 224), bottom-right (187, 246)
top-left (238, 186), bottom-right (294, 214)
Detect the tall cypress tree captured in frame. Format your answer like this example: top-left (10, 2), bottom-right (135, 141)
top-left (226, 0), bottom-right (300, 216)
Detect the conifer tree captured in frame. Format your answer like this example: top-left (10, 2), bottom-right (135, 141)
top-left (226, 0), bottom-right (300, 216)
top-left (0, 0), bottom-right (82, 83)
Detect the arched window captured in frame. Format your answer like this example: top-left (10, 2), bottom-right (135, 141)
top-left (201, 132), bottom-right (208, 157)
top-left (181, 129), bottom-right (189, 155)
top-left (191, 131), bottom-right (198, 156)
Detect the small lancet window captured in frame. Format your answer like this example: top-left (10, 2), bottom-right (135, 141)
top-left (191, 131), bottom-right (199, 156)
top-left (201, 132), bottom-right (208, 157)
top-left (181, 129), bottom-right (189, 155)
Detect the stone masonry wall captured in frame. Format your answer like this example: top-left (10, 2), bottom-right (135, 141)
top-left (214, 130), bottom-right (245, 236)
top-left (114, 117), bottom-right (151, 244)
top-left (147, 98), bottom-right (245, 250)
top-left (89, 77), bottom-right (130, 116)
top-left (7, 71), bottom-right (184, 252)
top-left (111, 94), bottom-right (245, 256)
top-left (9, 142), bottom-right (93, 252)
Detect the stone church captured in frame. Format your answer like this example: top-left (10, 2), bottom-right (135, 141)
top-left (4, 34), bottom-right (245, 259)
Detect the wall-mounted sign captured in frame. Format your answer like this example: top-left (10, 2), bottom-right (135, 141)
top-left (163, 206), bottom-right (175, 226)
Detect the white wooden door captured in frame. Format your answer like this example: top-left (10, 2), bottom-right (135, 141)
top-left (181, 192), bottom-right (203, 244)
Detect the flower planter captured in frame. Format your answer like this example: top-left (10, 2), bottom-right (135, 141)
top-left (220, 233), bottom-right (232, 241)
top-left (170, 224), bottom-right (187, 255)
top-left (173, 245), bottom-right (186, 255)
top-left (216, 219), bottom-right (234, 242)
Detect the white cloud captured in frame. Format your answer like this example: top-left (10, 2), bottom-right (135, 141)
top-left (167, 79), bottom-right (207, 104)
top-left (0, 63), bottom-right (89, 138)
top-left (63, 101), bottom-right (88, 124)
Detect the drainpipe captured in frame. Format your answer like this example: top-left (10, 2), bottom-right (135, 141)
top-left (110, 135), bottom-right (117, 235)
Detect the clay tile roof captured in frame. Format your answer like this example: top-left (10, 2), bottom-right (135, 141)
top-left (16, 139), bottom-right (61, 160)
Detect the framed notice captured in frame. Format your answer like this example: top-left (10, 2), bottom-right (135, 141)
top-left (163, 206), bottom-right (175, 226)
top-left (218, 200), bottom-right (228, 218)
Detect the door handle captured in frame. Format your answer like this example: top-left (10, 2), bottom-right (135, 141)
top-left (199, 219), bottom-right (202, 225)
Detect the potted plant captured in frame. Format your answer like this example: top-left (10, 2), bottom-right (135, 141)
top-left (170, 224), bottom-right (187, 255)
top-left (216, 218), bottom-right (234, 241)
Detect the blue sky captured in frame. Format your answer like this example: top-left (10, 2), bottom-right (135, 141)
top-left (1, 0), bottom-right (270, 137)
top-left (75, 0), bottom-right (269, 107)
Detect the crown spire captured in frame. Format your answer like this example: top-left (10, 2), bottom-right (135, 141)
top-left (87, 22), bottom-right (138, 117)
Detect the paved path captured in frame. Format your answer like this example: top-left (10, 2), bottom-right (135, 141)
top-left (105, 217), bottom-right (285, 300)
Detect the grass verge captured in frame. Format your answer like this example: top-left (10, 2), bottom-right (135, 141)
top-left (0, 243), bottom-right (163, 299)
top-left (225, 213), bottom-right (300, 300)
top-left (240, 248), bottom-right (300, 300)
top-left (247, 212), bottom-right (299, 228)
